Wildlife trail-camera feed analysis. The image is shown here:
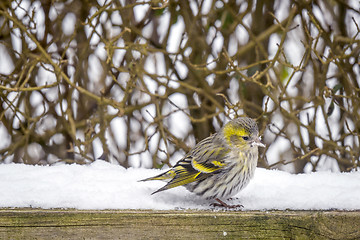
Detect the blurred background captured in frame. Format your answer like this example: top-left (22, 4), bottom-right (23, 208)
top-left (0, 0), bottom-right (359, 173)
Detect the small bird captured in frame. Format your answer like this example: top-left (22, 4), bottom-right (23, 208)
top-left (141, 117), bottom-right (265, 208)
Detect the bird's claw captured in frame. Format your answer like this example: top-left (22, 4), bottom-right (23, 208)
top-left (210, 198), bottom-right (244, 209)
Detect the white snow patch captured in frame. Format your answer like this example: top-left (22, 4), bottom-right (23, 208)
top-left (0, 161), bottom-right (359, 210)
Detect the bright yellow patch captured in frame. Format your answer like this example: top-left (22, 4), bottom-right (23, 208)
top-left (194, 171), bottom-right (201, 178)
top-left (211, 160), bottom-right (226, 167)
top-left (168, 170), bottom-right (176, 178)
top-left (223, 123), bottom-right (248, 146)
top-left (163, 166), bottom-right (200, 189)
top-left (192, 160), bottom-right (218, 173)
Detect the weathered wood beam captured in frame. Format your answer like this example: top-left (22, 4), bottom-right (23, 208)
top-left (0, 209), bottom-right (359, 239)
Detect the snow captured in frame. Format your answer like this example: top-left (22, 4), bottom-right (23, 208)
top-left (0, 160), bottom-right (359, 210)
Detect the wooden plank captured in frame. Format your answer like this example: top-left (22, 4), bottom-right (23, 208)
top-left (0, 209), bottom-right (359, 239)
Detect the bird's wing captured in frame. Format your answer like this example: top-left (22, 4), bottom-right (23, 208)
top-left (189, 135), bottom-right (229, 173)
top-left (151, 137), bottom-right (229, 194)
top-left (150, 157), bottom-right (203, 194)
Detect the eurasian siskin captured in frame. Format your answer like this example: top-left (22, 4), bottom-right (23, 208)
top-left (141, 117), bottom-right (265, 208)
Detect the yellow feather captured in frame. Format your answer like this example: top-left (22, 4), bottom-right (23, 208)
top-left (192, 159), bottom-right (219, 173)
top-left (223, 123), bottom-right (249, 146)
top-left (141, 169), bottom-right (175, 181)
top-left (211, 160), bottom-right (226, 167)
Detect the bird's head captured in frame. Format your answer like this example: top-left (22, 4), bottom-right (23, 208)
top-left (222, 117), bottom-right (265, 149)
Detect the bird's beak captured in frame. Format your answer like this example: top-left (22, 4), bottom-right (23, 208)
top-left (253, 137), bottom-right (265, 148)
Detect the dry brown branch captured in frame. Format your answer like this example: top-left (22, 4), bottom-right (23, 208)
top-left (0, 0), bottom-right (359, 172)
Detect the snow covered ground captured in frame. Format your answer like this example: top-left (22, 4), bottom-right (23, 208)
top-left (0, 160), bottom-right (359, 210)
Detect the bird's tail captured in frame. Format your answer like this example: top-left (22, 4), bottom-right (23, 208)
top-left (139, 169), bottom-right (176, 182)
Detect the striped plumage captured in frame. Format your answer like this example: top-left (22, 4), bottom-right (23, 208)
top-left (141, 117), bottom-right (265, 207)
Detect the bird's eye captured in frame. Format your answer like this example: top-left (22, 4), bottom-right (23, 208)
top-left (242, 136), bottom-right (249, 141)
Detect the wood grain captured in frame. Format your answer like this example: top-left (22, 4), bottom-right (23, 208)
top-left (0, 209), bottom-right (359, 239)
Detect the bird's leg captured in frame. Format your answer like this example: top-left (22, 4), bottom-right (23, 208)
top-left (211, 198), bottom-right (243, 208)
